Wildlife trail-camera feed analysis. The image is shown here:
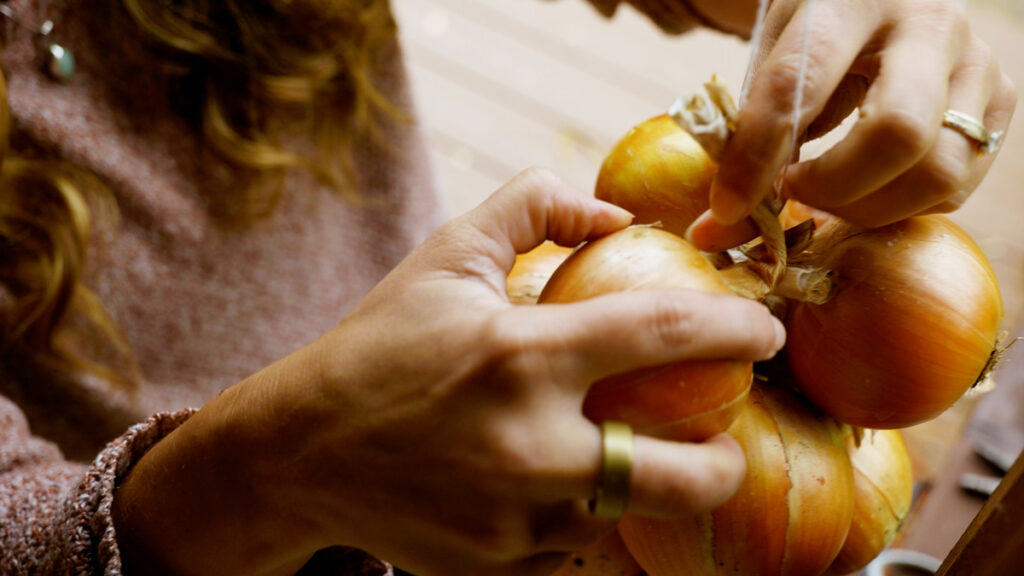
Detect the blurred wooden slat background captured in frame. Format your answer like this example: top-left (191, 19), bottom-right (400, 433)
top-left (393, 0), bottom-right (1024, 330)
top-left (392, 0), bottom-right (1024, 567)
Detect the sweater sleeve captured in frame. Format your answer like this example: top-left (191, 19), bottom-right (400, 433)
top-left (1, 396), bottom-right (395, 575)
top-left (0, 394), bottom-right (195, 575)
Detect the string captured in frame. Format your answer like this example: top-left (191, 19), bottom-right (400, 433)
top-left (738, 0), bottom-right (772, 107)
top-left (739, 0), bottom-right (817, 199)
top-left (790, 1), bottom-right (816, 157)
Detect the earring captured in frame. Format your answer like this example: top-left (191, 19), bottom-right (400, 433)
top-left (0, 3), bottom-right (75, 81)
top-left (38, 19), bottom-right (74, 80)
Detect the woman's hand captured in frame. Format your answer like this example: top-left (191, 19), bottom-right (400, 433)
top-left (682, 0), bottom-right (1017, 251)
top-left (115, 169), bottom-right (785, 576)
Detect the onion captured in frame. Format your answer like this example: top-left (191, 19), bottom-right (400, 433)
top-left (594, 114), bottom-right (716, 238)
top-left (538, 225), bottom-right (751, 441)
top-left (618, 381), bottom-right (855, 575)
top-left (783, 215), bottom-right (1004, 428)
top-left (506, 241), bottom-right (573, 305)
top-left (827, 428), bottom-right (914, 575)
top-left (553, 530), bottom-right (644, 576)
top-left (595, 80), bottom-right (788, 300)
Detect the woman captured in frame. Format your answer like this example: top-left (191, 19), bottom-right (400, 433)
top-left (0, 0), bottom-right (1014, 575)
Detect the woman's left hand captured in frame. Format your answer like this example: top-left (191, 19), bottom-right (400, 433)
top-left (685, 0), bottom-right (1017, 251)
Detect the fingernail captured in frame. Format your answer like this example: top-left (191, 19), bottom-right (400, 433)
top-left (770, 317), bottom-right (787, 353)
top-left (683, 211), bottom-right (710, 244)
top-left (710, 183), bottom-right (748, 225)
top-left (684, 211), bottom-right (722, 252)
top-left (595, 199), bottom-right (635, 222)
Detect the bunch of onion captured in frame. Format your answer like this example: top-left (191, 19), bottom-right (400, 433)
top-left (826, 427), bottom-right (914, 575)
top-left (538, 225), bottom-right (752, 441)
top-left (781, 214), bottom-right (1004, 428)
top-left (618, 380), bottom-right (855, 575)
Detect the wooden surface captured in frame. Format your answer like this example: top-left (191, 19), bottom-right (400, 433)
top-left (392, 0), bottom-right (1024, 568)
top-left (936, 448), bottom-right (1024, 576)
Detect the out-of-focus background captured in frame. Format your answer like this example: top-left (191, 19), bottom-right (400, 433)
top-left (391, 0), bottom-right (1023, 569)
top-left (392, 0), bottom-right (1023, 328)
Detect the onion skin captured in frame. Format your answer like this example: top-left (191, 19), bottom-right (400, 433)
top-left (506, 241), bottom-right (573, 305)
top-left (595, 114), bottom-right (717, 238)
top-left (785, 215), bottom-right (1004, 428)
top-left (538, 225), bottom-right (751, 441)
top-left (618, 382), bottom-right (855, 576)
top-left (827, 428), bottom-right (914, 575)
top-left (553, 530), bottom-right (645, 576)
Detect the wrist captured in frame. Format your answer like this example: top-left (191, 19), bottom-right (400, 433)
top-left (113, 353), bottom-right (330, 575)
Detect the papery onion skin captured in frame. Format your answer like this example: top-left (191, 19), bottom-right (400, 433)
top-left (827, 428), bottom-right (914, 575)
top-left (619, 382), bottom-right (855, 576)
top-left (785, 215), bottom-right (1003, 428)
top-left (553, 530), bottom-right (645, 576)
top-left (506, 241), bottom-right (573, 305)
top-left (595, 114), bottom-right (717, 238)
top-left (538, 226), bottom-right (751, 441)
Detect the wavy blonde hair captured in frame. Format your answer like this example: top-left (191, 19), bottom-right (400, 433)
top-left (0, 0), bottom-right (398, 387)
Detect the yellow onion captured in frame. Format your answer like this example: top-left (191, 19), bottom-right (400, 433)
top-left (506, 241), bottom-right (573, 305)
top-left (784, 215), bottom-right (1004, 428)
top-left (779, 200), bottom-right (832, 231)
top-left (618, 381), bottom-right (855, 575)
top-left (595, 114), bottom-right (717, 238)
top-left (538, 225), bottom-right (751, 441)
top-left (827, 428), bottom-right (914, 575)
top-left (553, 530), bottom-right (644, 576)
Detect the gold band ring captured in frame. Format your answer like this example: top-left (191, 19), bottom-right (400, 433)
top-left (589, 420), bottom-right (634, 520)
top-left (943, 110), bottom-right (1003, 155)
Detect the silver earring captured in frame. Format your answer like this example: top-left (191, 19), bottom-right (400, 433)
top-left (0, 3), bottom-right (75, 81)
top-left (38, 18), bottom-right (74, 80)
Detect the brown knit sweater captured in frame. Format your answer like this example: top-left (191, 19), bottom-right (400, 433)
top-left (0, 1), bottom-right (706, 574)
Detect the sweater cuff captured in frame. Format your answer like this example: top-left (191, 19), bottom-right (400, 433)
top-left (75, 408), bottom-right (197, 575)
top-left (73, 409), bottom-right (394, 576)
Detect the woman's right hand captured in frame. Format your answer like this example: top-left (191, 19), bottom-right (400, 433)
top-left (114, 169), bottom-right (784, 576)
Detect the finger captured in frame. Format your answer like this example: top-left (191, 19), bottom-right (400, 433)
top-left (685, 209), bottom-right (760, 253)
top-left (710, 0), bottom-right (877, 224)
top-left (784, 8), bottom-right (968, 213)
top-left (820, 32), bottom-right (1013, 226)
top-left (455, 167), bottom-right (634, 267)
top-left (943, 36), bottom-right (1017, 202)
top-left (537, 431), bottom-right (745, 539)
top-left (497, 289), bottom-right (785, 388)
top-left (803, 73), bottom-right (869, 142)
top-left (628, 432), bottom-right (747, 518)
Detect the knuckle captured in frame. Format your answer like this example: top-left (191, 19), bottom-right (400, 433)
top-left (972, 37), bottom-right (995, 70)
top-left (998, 72), bottom-right (1018, 111)
top-left (515, 166), bottom-right (562, 191)
top-left (864, 106), bottom-right (934, 162)
top-left (920, 151), bottom-right (969, 200)
top-left (649, 296), bottom-right (698, 351)
top-left (477, 317), bottom-right (541, 388)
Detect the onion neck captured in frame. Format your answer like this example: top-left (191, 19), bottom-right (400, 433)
top-left (671, 77), bottom-right (788, 300)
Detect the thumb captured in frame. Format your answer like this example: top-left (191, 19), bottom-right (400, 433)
top-left (458, 168), bottom-right (634, 268)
